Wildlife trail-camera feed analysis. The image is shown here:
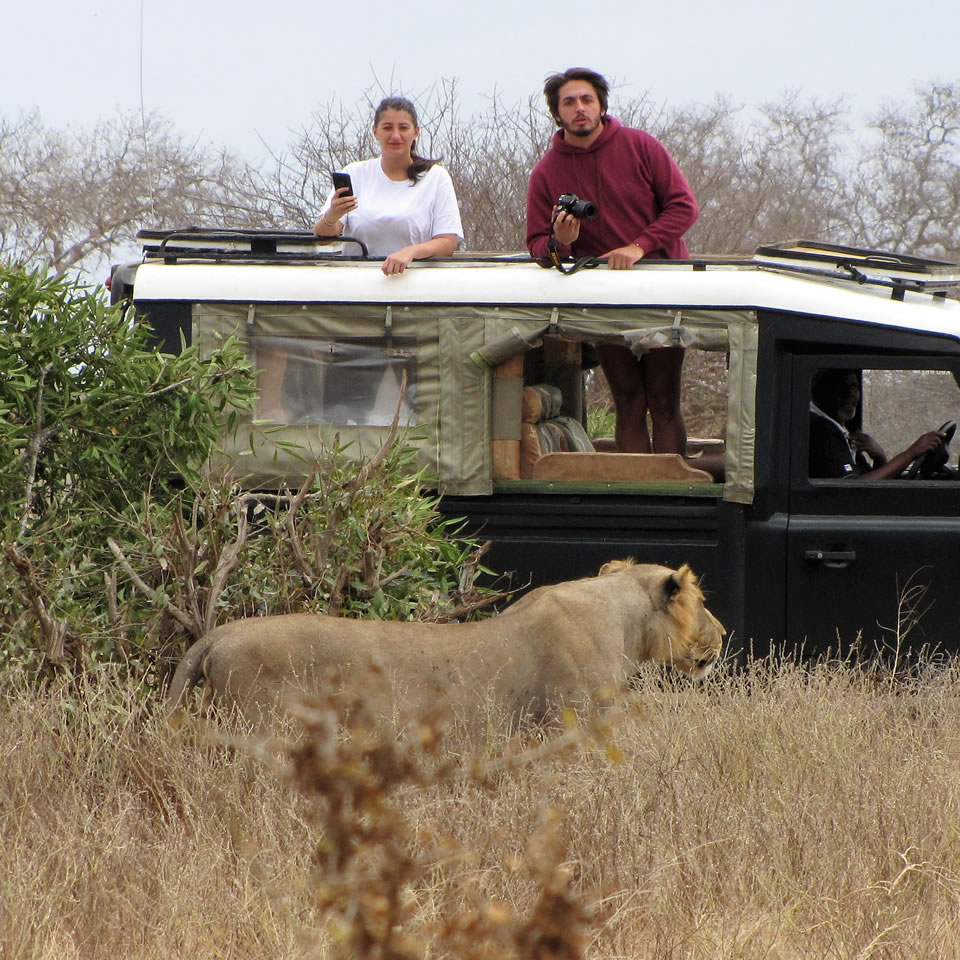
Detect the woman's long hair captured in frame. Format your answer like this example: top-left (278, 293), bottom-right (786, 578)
top-left (373, 96), bottom-right (441, 183)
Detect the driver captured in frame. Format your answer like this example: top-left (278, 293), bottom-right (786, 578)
top-left (809, 369), bottom-right (945, 480)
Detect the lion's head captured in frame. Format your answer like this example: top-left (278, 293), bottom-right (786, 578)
top-left (599, 559), bottom-right (725, 678)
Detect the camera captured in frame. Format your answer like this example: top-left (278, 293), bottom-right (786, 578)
top-left (556, 193), bottom-right (597, 220)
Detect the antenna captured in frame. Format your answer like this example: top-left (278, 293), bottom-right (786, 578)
top-left (139, 0), bottom-right (158, 221)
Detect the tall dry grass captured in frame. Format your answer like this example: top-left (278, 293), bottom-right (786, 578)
top-left (3, 658), bottom-right (960, 959)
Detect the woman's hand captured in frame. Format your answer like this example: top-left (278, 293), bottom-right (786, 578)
top-left (329, 186), bottom-right (358, 220)
top-left (381, 236), bottom-right (457, 276)
top-left (381, 246), bottom-right (416, 275)
top-left (314, 186), bottom-right (358, 236)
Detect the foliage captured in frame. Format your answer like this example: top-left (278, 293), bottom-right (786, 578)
top-left (100, 443), bottom-right (496, 682)
top-left (0, 263), bottom-right (494, 681)
top-left (0, 262), bottom-right (256, 668)
top-left (585, 404), bottom-right (616, 441)
top-left (0, 264), bottom-right (255, 524)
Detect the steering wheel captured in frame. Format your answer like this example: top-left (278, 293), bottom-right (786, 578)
top-left (905, 420), bottom-right (956, 479)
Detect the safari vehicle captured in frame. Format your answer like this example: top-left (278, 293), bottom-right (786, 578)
top-left (111, 231), bottom-right (960, 660)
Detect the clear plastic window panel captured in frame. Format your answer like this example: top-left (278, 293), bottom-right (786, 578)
top-left (252, 336), bottom-right (417, 427)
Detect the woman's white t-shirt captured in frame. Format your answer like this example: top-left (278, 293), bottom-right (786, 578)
top-left (324, 158), bottom-right (464, 258)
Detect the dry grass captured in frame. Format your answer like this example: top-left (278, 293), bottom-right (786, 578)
top-left (4, 658), bottom-right (960, 959)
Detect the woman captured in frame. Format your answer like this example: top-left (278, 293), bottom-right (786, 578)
top-left (258, 97), bottom-right (463, 420)
top-left (314, 96), bottom-right (463, 275)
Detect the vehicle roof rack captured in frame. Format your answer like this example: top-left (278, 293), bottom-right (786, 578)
top-left (754, 240), bottom-right (960, 299)
top-left (136, 228), bottom-right (542, 265)
top-left (137, 227), bottom-right (370, 261)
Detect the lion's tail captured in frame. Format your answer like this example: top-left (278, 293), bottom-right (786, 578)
top-left (164, 635), bottom-right (213, 719)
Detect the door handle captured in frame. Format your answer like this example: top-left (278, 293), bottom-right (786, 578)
top-left (804, 548), bottom-right (856, 568)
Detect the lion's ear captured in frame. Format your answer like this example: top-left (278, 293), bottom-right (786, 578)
top-left (706, 608), bottom-right (727, 637)
top-left (662, 564), bottom-right (696, 604)
top-left (662, 571), bottom-right (684, 602)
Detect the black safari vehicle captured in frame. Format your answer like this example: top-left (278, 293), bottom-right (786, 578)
top-left (111, 231), bottom-right (960, 661)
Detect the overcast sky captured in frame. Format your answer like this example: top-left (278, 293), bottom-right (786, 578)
top-left (4, 0), bottom-right (959, 164)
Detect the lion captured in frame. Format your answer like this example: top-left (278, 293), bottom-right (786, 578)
top-left (165, 560), bottom-right (724, 727)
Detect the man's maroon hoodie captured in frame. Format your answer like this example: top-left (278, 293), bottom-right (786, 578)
top-left (526, 116), bottom-right (698, 261)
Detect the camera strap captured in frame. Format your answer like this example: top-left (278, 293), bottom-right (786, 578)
top-left (547, 238), bottom-right (600, 276)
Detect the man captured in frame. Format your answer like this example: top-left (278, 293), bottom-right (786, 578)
top-left (808, 368), bottom-right (944, 479)
top-left (526, 67), bottom-right (698, 454)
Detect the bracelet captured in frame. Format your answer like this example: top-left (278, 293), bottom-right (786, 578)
top-left (321, 214), bottom-right (337, 227)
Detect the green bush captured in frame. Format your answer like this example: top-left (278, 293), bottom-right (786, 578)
top-left (0, 263), bottom-right (494, 687)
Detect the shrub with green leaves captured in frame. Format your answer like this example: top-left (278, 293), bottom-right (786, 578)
top-left (0, 263), bottom-right (494, 686)
top-left (1, 265), bottom-right (257, 525)
top-left (586, 404), bottom-right (616, 442)
top-left (0, 263), bottom-right (257, 668)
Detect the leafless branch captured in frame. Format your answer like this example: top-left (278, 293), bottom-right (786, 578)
top-left (107, 536), bottom-right (196, 633)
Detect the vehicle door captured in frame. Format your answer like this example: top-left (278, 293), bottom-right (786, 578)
top-left (785, 353), bottom-right (960, 658)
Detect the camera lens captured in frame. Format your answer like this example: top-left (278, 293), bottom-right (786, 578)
top-left (558, 194), bottom-right (597, 221)
top-left (572, 199), bottom-right (597, 220)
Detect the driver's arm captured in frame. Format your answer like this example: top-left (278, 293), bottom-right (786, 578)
top-left (858, 431), bottom-right (944, 480)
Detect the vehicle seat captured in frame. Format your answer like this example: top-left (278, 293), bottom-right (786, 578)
top-left (518, 384), bottom-right (714, 484)
top-left (519, 384), bottom-right (594, 478)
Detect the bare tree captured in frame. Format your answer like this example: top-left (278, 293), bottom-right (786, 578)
top-left (853, 82), bottom-right (960, 261)
top-left (441, 90), bottom-right (553, 252)
top-left (643, 97), bottom-right (746, 255)
top-left (262, 83), bottom-right (866, 257)
top-left (664, 94), bottom-right (855, 254)
top-left (236, 99), bottom-right (377, 230)
top-left (244, 78), bottom-right (554, 251)
top-left (0, 110), bottom-right (275, 278)
top-left (4, 81), bottom-right (960, 278)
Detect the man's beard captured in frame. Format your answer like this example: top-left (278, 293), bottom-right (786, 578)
top-left (562, 117), bottom-right (601, 139)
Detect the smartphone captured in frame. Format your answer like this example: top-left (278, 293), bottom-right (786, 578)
top-left (332, 171), bottom-right (353, 197)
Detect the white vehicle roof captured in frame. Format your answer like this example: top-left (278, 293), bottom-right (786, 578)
top-left (131, 233), bottom-right (960, 342)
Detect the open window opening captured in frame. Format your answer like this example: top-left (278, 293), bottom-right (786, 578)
top-left (491, 332), bottom-right (730, 487)
top-left (808, 364), bottom-right (960, 481)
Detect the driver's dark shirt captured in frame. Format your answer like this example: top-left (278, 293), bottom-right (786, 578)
top-left (809, 412), bottom-right (870, 479)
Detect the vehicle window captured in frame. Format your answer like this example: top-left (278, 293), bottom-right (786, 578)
top-left (808, 366), bottom-right (960, 480)
top-left (681, 349), bottom-right (729, 445)
top-left (862, 369), bottom-right (959, 457)
top-left (254, 335), bottom-right (417, 427)
top-left (585, 348), bottom-right (729, 452)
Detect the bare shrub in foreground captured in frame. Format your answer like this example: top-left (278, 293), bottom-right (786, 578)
top-left (279, 676), bottom-right (600, 959)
